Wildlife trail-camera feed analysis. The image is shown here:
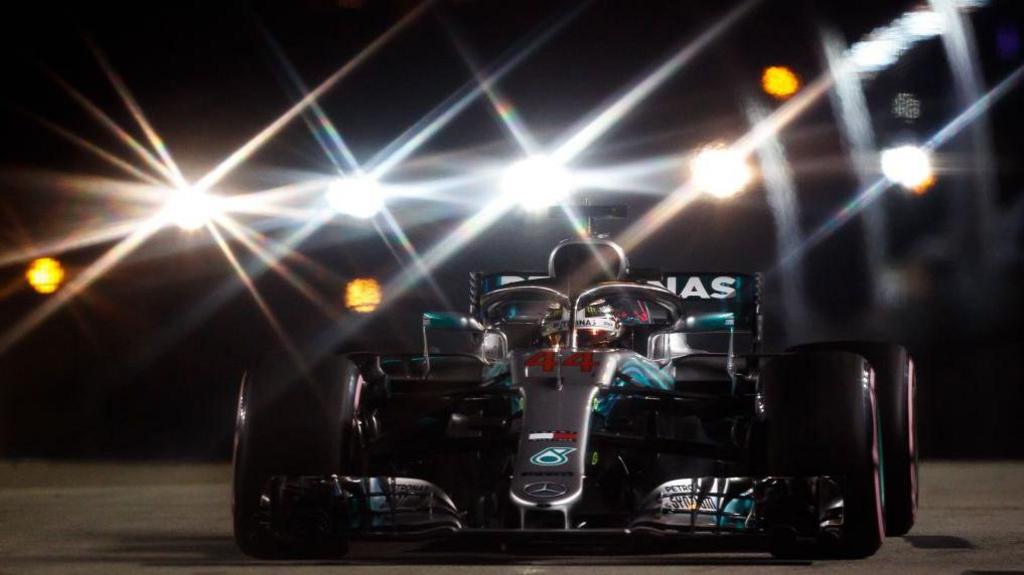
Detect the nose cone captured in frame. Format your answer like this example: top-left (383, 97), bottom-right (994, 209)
top-left (508, 350), bottom-right (622, 524)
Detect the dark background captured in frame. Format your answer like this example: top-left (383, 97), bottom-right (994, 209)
top-left (0, 0), bottom-right (1021, 460)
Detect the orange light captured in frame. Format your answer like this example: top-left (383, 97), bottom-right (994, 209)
top-left (761, 66), bottom-right (800, 99)
top-left (911, 173), bottom-right (935, 195)
top-left (345, 277), bottom-right (381, 313)
top-left (26, 257), bottom-right (65, 294)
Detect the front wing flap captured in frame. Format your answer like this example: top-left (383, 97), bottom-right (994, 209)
top-left (260, 474), bottom-right (845, 544)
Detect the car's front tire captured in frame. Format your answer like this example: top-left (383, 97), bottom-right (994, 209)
top-left (789, 341), bottom-right (917, 536)
top-left (232, 353), bottom-right (360, 558)
top-left (760, 351), bottom-right (885, 559)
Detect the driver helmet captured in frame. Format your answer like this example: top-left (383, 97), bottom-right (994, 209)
top-left (539, 299), bottom-right (623, 348)
top-left (575, 300), bottom-right (623, 347)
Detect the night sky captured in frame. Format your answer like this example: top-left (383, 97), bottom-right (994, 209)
top-left (0, 0), bottom-right (1022, 459)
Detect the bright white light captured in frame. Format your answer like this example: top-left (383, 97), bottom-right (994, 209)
top-left (325, 175), bottom-right (385, 219)
top-left (690, 145), bottom-right (754, 199)
top-left (850, 36), bottom-right (905, 72)
top-left (846, 2), bottom-right (984, 75)
top-left (901, 10), bottom-right (946, 38)
top-left (500, 155), bottom-right (574, 212)
top-left (163, 187), bottom-right (220, 231)
top-left (880, 145), bottom-right (933, 190)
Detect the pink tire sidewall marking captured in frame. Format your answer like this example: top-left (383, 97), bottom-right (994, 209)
top-left (908, 357), bottom-right (918, 518)
top-left (869, 367), bottom-right (885, 539)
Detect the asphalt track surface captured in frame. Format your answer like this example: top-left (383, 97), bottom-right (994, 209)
top-left (1, 461), bottom-right (1022, 574)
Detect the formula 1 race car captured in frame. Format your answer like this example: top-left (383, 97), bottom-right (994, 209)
top-left (232, 230), bottom-right (917, 560)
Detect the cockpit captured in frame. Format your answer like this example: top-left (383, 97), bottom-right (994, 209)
top-left (480, 237), bottom-right (687, 355)
top-left (483, 281), bottom-right (684, 354)
top-left (412, 236), bottom-right (759, 369)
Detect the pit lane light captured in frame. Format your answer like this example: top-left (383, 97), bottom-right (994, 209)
top-left (326, 175), bottom-right (385, 219)
top-left (26, 257), bottom-right (65, 294)
top-left (880, 145), bottom-right (934, 193)
top-left (761, 66), bottom-right (800, 100)
top-left (345, 277), bottom-right (382, 313)
top-left (500, 155), bottom-right (575, 212)
top-left (690, 144), bottom-right (754, 199)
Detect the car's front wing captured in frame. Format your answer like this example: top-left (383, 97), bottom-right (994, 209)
top-left (257, 473), bottom-right (845, 549)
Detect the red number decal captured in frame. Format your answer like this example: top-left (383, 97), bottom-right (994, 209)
top-left (525, 351), bottom-right (556, 372)
top-left (562, 352), bottom-right (594, 372)
top-left (525, 351), bottom-right (595, 373)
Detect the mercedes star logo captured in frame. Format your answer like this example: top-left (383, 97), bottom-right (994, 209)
top-left (523, 482), bottom-right (568, 498)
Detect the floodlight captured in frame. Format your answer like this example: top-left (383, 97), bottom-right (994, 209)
top-left (326, 175), bottom-right (385, 219)
top-left (164, 187), bottom-right (220, 231)
top-left (500, 155), bottom-right (574, 212)
top-left (690, 145), bottom-right (754, 199)
top-left (880, 145), bottom-right (933, 191)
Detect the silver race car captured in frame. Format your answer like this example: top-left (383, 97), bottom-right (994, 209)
top-left (232, 232), bottom-right (917, 560)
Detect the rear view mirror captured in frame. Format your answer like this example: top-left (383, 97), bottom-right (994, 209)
top-left (422, 312), bottom-right (505, 361)
top-left (649, 312), bottom-right (736, 361)
top-left (648, 332), bottom-right (690, 361)
top-left (423, 311), bottom-right (485, 332)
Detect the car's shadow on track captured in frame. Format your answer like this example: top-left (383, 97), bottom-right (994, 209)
top-left (84, 532), bottom-right (812, 568)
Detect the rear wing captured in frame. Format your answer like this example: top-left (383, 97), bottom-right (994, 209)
top-left (470, 270), bottom-right (762, 345)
